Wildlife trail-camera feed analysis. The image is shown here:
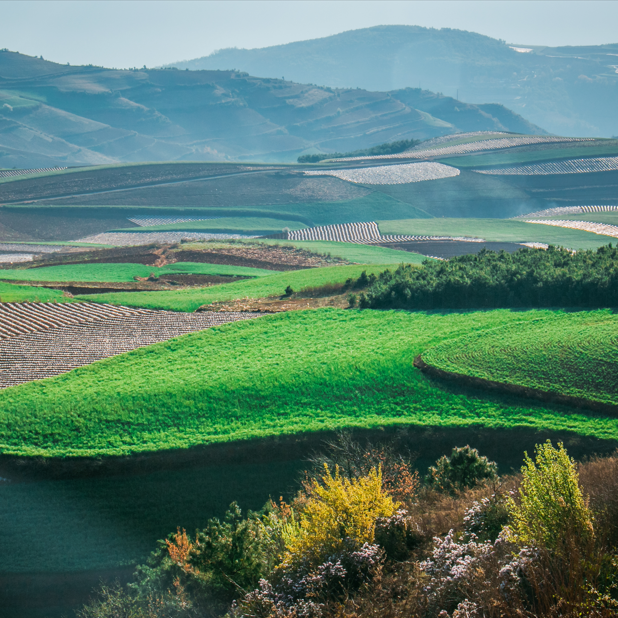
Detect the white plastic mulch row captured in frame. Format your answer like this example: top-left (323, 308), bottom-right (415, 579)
top-left (476, 156), bottom-right (618, 176)
top-left (0, 253), bottom-right (35, 263)
top-left (74, 232), bottom-right (259, 246)
top-left (0, 243), bottom-right (68, 254)
top-left (0, 167), bottom-right (67, 178)
top-left (525, 219), bottom-right (618, 239)
top-left (331, 136), bottom-right (593, 162)
top-left (514, 205), bottom-right (618, 219)
top-left (304, 162), bottom-right (460, 185)
top-left (128, 216), bottom-right (218, 227)
top-left (286, 221), bottom-right (485, 244)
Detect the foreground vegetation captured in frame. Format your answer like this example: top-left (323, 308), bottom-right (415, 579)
top-left (1, 308), bottom-right (617, 457)
top-left (79, 439), bottom-right (618, 618)
top-left (79, 264), bottom-right (400, 311)
top-left (360, 245), bottom-right (618, 309)
top-left (421, 312), bottom-right (618, 406)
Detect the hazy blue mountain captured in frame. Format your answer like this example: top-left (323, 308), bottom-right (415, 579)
top-left (0, 49), bottom-right (544, 168)
top-left (169, 25), bottom-right (618, 138)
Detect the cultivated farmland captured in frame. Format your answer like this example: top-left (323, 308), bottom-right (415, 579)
top-left (419, 312), bottom-right (618, 407)
top-left (476, 155), bottom-right (618, 175)
top-left (304, 162), bottom-right (460, 184)
top-left (0, 306), bottom-right (260, 388)
top-left (1, 308), bottom-right (617, 458)
top-left (525, 219), bottom-right (618, 239)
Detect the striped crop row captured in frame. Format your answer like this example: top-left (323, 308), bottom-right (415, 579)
top-left (0, 309), bottom-right (261, 388)
top-left (525, 219), bottom-right (618, 239)
top-left (515, 205), bottom-right (618, 219)
top-left (0, 302), bottom-right (149, 340)
top-left (128, 216), bottom-right (218, 227)
top-left (0, 166), bottom-right (67, 179)
top-left (476, 156), bottom-right (618, 176)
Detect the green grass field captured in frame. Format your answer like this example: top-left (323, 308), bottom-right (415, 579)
top-left (421, 312), bottom-right (618, 406)
top-left (377, 218), bottom-right (612, 250)
top-left (1, 307), bottom-right (617, 459)
top-left (0, 281), bottom-right (71, 302)
top-left (114, 217), bottom-right (308, 234)
top-left (0, 262), bottom-right (274, 283)
top-left (77, 264), bottom-right (405, 311)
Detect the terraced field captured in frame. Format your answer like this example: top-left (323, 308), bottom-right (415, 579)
top-left (115, 216), bottom-right (308, 234)
top-left (0, 262), bottom-right (274, 283)
top-left (78, 264), bottom-right (408, 311)
top-left (304, 162), bottom-right (460, 184)
top-left (1, 308), bottom-right (617, 458)
top-left (477, 155), bottom-right (618, 175)
top-left (0, 281), bottom-right (70, 303)
top-left (0, 308), bottom-right (259, 389)
top-left (525, 219), bottom-right (618, 239)
top-left (419, 312), bottom-right (618, 407)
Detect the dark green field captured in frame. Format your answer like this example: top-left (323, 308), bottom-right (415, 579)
top-left (0, 281), bottom-right (71, 302)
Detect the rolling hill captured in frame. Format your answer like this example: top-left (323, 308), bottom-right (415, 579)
top-left (0, 48), bottom-right (545, 167)
top-left (170, 25), bottom-right (618, 137)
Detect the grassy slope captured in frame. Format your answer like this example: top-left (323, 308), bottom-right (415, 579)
top-left (1, 308), bottom-right (617, 459)
top-left (0, 281), bottom-right (71, 302)
top-left (377, 218), bottom-right (611, 249)
top-left (0, 262), bottom-right (274, 283)
top-left (111, 217), bottom-right (309, 234)
top-left (251, 240), bottom-right (429, 265)
top-left (421, 313), bottom-right (618, 406)
top-left (77, 264), bottom-right (399, 311)
top-left (439, 141), bottom-right (618, 168)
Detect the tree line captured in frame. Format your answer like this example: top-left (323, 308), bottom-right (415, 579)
top-left (356, 244), bottom-right (618, 310)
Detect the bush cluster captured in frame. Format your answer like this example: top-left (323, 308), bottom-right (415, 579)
top-left (80, 440), bottom-right (618, 618)
top-left (297, 139), bottom-right (420, 163)
top-left (358, 245), bottom-right (618, 309)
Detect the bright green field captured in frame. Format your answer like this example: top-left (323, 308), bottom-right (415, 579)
top-left (1, 308), bottom-right (618, 459)
top-left (421, 312), bottom-right (618, 406)
top-left (77, 264), bottom-right (403, 311)
top-left (112, 217), bottom-right (309, 234)
top-left (377, 218), bottom-right (612, 250)
top-left (0, 281), bottom-right (71, 302)
top-left (0, 262), bottom-right (274, 283)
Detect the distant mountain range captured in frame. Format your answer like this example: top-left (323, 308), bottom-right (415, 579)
top-left (169, 25), bottom-right (618, 138)
top-left (0, 49), bottom-right (543, 167)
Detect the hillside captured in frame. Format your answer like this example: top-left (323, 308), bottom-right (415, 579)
top-left (170, 25), bottom-right (618, 137)
top-left (0, 49), bottom-right (545, 167)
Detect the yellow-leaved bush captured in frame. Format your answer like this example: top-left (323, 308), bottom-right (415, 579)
top-left (281, 464), bottom-right (399, 568)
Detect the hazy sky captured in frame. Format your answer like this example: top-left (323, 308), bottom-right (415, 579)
top-left (2, 0), bottom-right (618, 69)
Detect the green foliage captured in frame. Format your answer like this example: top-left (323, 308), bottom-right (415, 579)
top-left (133, 503), bottom-right (276, 613)
top-left (426, 445), bottom-right (498, 494)
top-left (284, 285), bottom-right (293, 296)
top-left (0, 262), bottom-right (274, 283)
top-left (79, 264), bottom-right (399, 311)
top-left (297, 139), bottom-right (420, 163)
top-left (508, 441), bottom-right (595, 552)
top-left (2, 308), bottom-right (618, 458)
top-left (361, 245), bottom-right (618, 309)
top-left (421, 311), bottom-right (618, 406)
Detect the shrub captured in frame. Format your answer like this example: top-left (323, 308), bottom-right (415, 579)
top-left (426, 446), bottom-right (498, 494)
top-left (507, 441), bottom-right (595, 554)
top-left (348, 293), bottom-right (357, 307)
top-left (283, 285), bottom-right (293, 297)
top-left (282, 464), bottom-right (398, 568)
top-left (463, 492), bottom-right (509, 543)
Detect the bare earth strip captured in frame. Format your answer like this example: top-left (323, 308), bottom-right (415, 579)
top-left (0, 310), bottom-right (261, 388)
top-left (75, 232), bottom-right (259, 246)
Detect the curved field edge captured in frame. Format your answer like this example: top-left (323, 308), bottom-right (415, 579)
top-left (1, 307), bottom-right (618, 458)
top-left (417, 313), bottom-right (618, 408)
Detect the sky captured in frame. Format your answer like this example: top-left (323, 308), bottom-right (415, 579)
top-left (2, 0), bottom-right (618, 69)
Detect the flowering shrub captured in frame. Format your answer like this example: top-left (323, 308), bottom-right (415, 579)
top-left (463, 493), bottom-right (509, 542)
